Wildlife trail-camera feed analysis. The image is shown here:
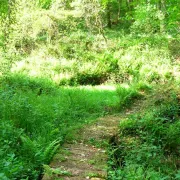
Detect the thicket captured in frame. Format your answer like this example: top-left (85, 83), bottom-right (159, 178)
top-left (0, 0), bottom-right (179, 179)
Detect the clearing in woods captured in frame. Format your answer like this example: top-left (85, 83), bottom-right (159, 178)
top-left (43, 101), bottom-right (142, 180)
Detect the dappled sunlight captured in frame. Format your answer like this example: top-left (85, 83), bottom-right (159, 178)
top-left (0, 0), bottom-right (179, 179)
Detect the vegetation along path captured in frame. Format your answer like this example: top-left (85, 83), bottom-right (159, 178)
top-left (43, 101), bottom-right (142, 180)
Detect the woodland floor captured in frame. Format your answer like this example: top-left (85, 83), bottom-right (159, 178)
top-left (42, 101), bottom-right (143, 180)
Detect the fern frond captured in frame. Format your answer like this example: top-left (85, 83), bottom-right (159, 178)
top-left (43, 139), bottom-right (61, 164)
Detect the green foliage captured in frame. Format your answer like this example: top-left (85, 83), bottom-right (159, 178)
top-left (166, 0), bottom-right (180, 34)
top-left (131, 4), bottom-right (165, 34)
top-left (0, 1), bottom-right (8, 16)
top-left (116, 84), bottom-right (142, 109)
top-left (0, 74), bottom-right (119, 179)
top-left (0, 0), bottom-right (179, 179)
top-left (108, 86), bottom-right (180, 179)
top-left (38, 0), bottom-right (52, 9)
top-left (43, 139), bottom-right (61, 164)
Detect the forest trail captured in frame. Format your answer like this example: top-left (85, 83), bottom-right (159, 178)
top-left (42, 101), bottom-right (142, 180)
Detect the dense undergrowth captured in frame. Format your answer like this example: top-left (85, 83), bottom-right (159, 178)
top-left (0, 0), bottom-right (180, 179)
top-left (108, 85), bottom-right (180, 180)
top-left (0, 75), bottom-right (121, 179)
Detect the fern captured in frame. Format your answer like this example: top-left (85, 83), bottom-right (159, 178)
top-left (20, 135), bottom-right (46, 166)
top-left (20, 136), bottom-right (38, 157)
top-left (43, 139), bottom-right (61, 164)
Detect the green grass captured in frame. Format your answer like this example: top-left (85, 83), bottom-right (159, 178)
top-left (0, 74), bottom-right (121, 179)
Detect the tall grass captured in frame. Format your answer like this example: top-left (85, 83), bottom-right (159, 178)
top-left (0, 74), bottom-right (121, 179)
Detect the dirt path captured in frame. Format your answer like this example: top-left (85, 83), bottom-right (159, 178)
top-left (43, 102), bottom-right (142, 180)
